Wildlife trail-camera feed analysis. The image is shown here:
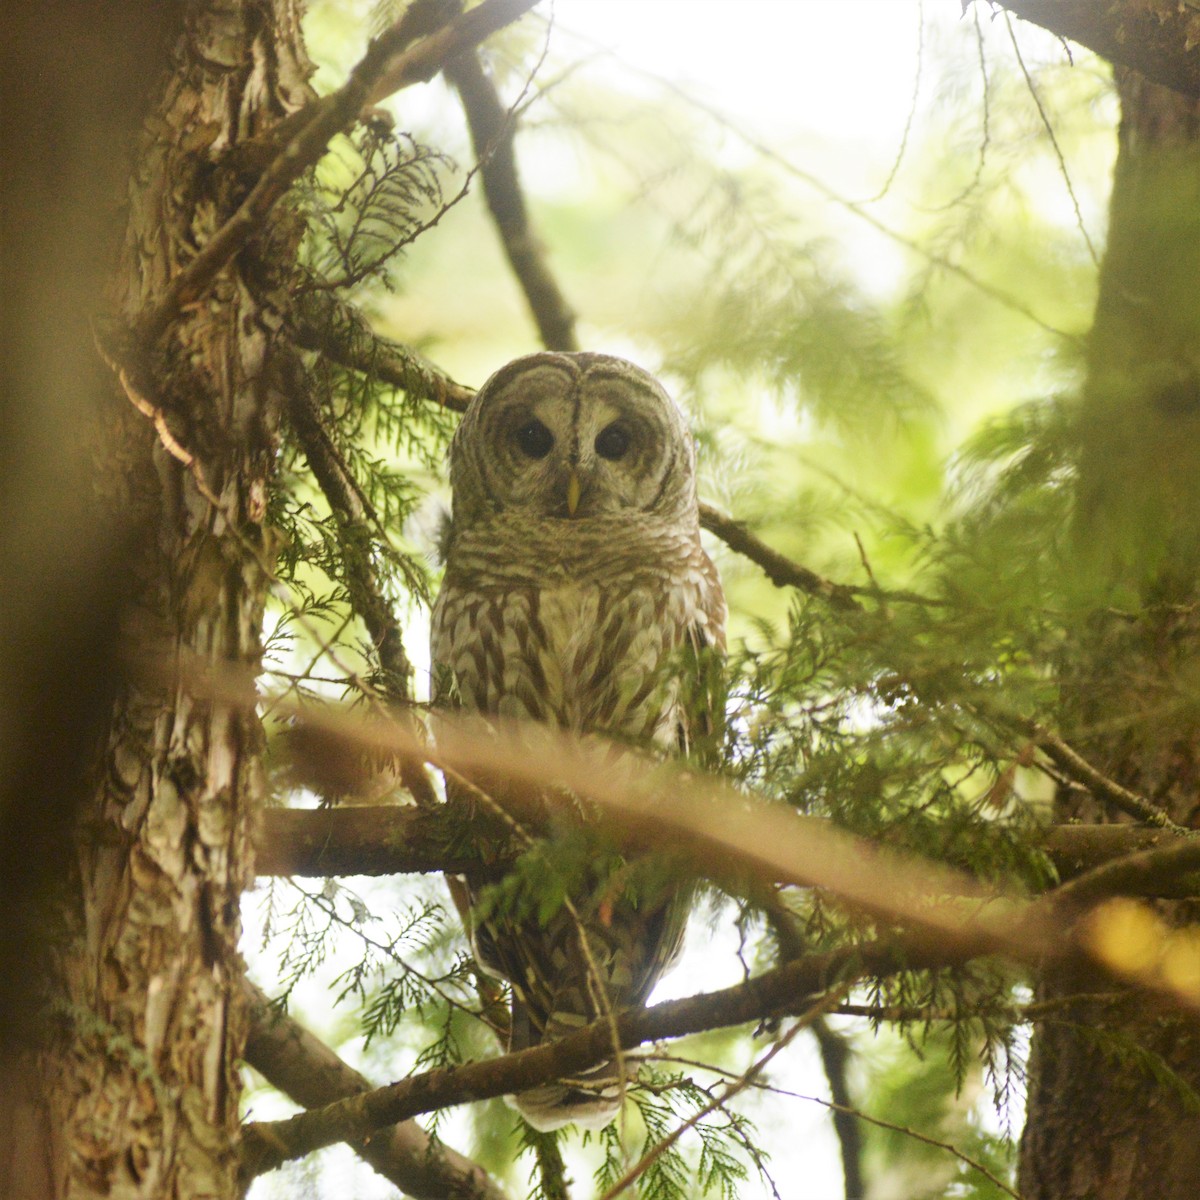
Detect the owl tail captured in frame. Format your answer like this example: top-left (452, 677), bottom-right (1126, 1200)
top-left (507, 998), bottom-right (626, 1131)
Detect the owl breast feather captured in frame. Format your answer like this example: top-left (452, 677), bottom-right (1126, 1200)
top-left (435, 576), bottom-right (690, 748)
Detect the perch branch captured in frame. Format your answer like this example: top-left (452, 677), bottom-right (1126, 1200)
top-left (243, 982), bottom-right (509, 1200)
top-left (255, 804), bottom-right (1198, 898)
top-left (239, 952), bottom-right (902, 1179)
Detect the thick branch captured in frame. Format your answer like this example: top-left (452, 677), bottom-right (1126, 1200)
top-left (999, 1), bottom-right (1200, 101)
top-left (1042, 834), bottom-right (1200, 913)
top-left (141, 0), bottom-right (538, 341)
top-left (446, 50), bottom-right (578, 351)
top-left (290, 291), bottom-right (472, 411)
top-left (239, 951), bottom-right (878, 1179)
top-left (243, 982), bottom-right (508, 1200)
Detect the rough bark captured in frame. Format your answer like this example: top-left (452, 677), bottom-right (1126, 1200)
top-left (1019, 69), bottom-right (1200, 1200)
top-left (14, 4), bottom-right (315, 1197)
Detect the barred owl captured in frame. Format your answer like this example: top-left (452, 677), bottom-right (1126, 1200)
top-left (431, 351), bottom-right (725, 1130)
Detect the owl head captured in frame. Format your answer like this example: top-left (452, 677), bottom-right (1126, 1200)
top-left (447, 352), bottom-right (697, 528)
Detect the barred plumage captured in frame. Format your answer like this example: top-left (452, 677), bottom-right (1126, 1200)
top-left (431, 352), bottom-right (725, 1130)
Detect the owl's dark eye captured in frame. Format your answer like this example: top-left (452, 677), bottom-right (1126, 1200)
top-left (514, 419), bottom-right (554, 459)
top-left (595, 423), bottom-right (631, 461)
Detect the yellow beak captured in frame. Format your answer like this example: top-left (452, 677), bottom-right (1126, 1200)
top-left (566, 470), bottom-right (582, 517)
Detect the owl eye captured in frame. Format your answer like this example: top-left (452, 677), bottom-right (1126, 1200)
top-left (595, 423), bottom-right (631, 461)
top-left (514, 419), bottom-right (554, 459)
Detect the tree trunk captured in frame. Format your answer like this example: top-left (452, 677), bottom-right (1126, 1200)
top-left (1019, 68), bottom-right (1200, 1200)
top-left (8, 4), bottom-right (315, 1197)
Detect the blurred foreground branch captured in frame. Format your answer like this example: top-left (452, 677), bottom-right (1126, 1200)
top-left (242, 807), bottom-right (1200, 1184)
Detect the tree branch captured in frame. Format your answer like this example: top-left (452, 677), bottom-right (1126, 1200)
top-left (290, 290), bottom-right (472, 411)
top-left (140, 0), bottom-right (539, 341)
top-left (445, 49), bottom-right (579, 351)
top-left (281, 350), bottom-right (438, 806)
top-left (811, 1017), bottom-right (865, 1200)
top-left (242, 812), bottom-right (1200, 1186)
top-left (997, 1), bottom-right (1200, 101)
top-left (255, 804), bottom-right (480, 877)
top-left (698, 503), bottom-right (942, 610)
top-left (699, 504), bottom-right (862, 608)
top-left (255, 802), bottom-right (1199, 897)
top-left (243, 982), bottom-right (509, 1200)
top-left (239, 954), bottom-right (881, 1180)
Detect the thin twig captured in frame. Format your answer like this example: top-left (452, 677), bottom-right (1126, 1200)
top-left (760, 1085), bottom-right (1021, 1199)
top-left (614, 66), bottom-right (1082, 346)
top-left (862, 0), bottom-right (924, 204)
top-left (647, 1049), bottom-right (1022, 1198)
top-left (1004, 11), bottom-right (1099, 266)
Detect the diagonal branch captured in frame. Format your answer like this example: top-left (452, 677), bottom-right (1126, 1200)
top-left (699, 504), bottom-right (862, 609)
top-left (290, 290), bottom-right (472, 411)
top-left (140, 0), bottom-right (539, 342)
top-left (243, 982), bottom-right (509, 1200)
top-left (281, 350), bottom-right (438, 806)
top-left (1020, 719), bottom-right (1186, 832)
top-left (446, 48), bottom-right (579, 351)
top-left (238, 951), bottom-right (889, 1180)
top-left (698, 503), bottom-right (944, 609)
